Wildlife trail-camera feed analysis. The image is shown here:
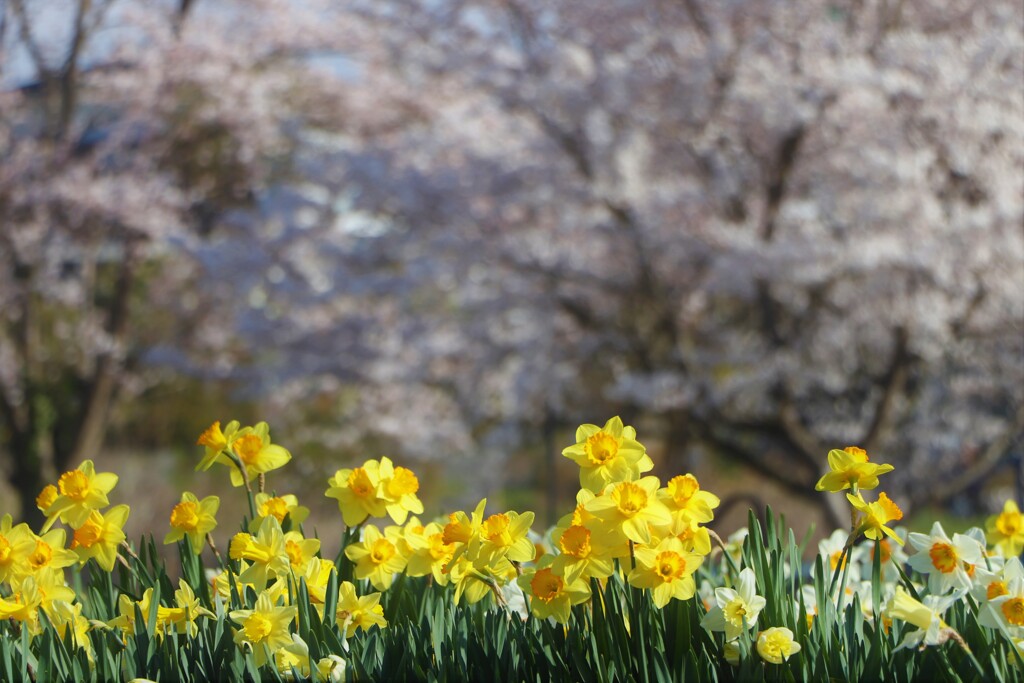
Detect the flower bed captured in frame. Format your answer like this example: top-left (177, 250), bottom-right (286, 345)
top-left (1, 417), bottom-right (1020, 681)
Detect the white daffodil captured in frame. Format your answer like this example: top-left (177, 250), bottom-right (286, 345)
top-left (907, 522), bottom-right (984, 595)
top-left (701, 567), bottom-right (766, 639)
top-left (885, 587), bottom-right (961, 651)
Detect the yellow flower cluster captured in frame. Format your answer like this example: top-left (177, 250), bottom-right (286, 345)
top-left (0, 459), bottom-right (136, 662)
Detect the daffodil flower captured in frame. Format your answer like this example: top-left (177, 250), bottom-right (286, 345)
top-left (586, 477), bottom-right (672, 545)
top-left (70, 505), bottom-right (130, 572)
top-left (344, 524), bottom-right (408, 590)
top-left (562, 417), bottom-right (654, 494)
top-left (335, 581), bottom-right (387, 637)
top-left (326, 462), bottom-right (387, 526)
top-left (907, 521), bottom-right (984, 595)
top-left (230, 591), bottom-right (297, 668)
top-left (164, 492), bottom-right (220, 553)
top-left (659, 474), bottom-right (720, 525)
top-left (847, 492), bottom-right (904, 545)
top-left (756, 626), bottom-right (802, 664)
top-left (987, 500), bottom-right (1024, 557)
top-left (377, 456), bottom-right (425, 525)
top-left (628, 536), bottom-right (703, 608)
top-left (517, 556), bottom-right (591, 623)
top-left (816, 446), bottom-right (894, 493)
top-left (43, 460), bottom-right (119, 530)
top-left (885, 587), bottom-right (961, 650)
top-left (701, 567), bottom-right (767, 639)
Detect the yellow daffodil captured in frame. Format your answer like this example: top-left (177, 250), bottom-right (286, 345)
top-left (161, 580), bottom-right (214, 636)
top-left (25, 528), bottom-right (79, 575)
top-left (701, 568), bottom-right (767, 639)
top-left (229, 516), bottom-right (290, 589)
top-left (757, 627), bottom-right (801, 664)
top-left (283, 531), bottom-right (321, 571)
top-left (45, 600), bottom-right (93, 661)
top-left (325, 463), bottom-right (387, 526)
top-left (404, 520), bottom-right (455, 585)
top-left (250, 493), bottom-right (310, 533)
top-left (335, 580), bottom-right (387, 637)
top-left (659, 474), bottom-right (720, 525)
top-left (987, 500), bottom-right (1024, 557)
top-left (0, 574), bottom-right (44, 634)
top-left (562, 417), bottom-right (654, 493)
top-left (847, 492), bottom-right (904, 545)
top-left (276, 633), bottom-right (314, 679)
top-left (0, 514), bottom-right (36, 583)
top-left (43, 460), bottom-right (119, 530)
top-left (517, 556), bottom-right (591, 623)
top-left (885, 587), bottom-right (959, 650)
top-left (550, 524), bottom-right (615, 584)
top-left (344, 524), bottom-right (408, 590)
top-left (663, 515), bottom-right (713, 556)
top-left (447, 554), bottom-right (494, 605)
top-left (230, 591), bottom-right (297, 668)
top-left (586, 477), bottom-right (672, 545)
top-left (628, 537), bottom-right (703, 608)
top-left (816, 447), bottom-right (894, 493)
top-left (195, 420), bottom-right (246, 471)
top-left (70, 505), bottom-right (130, 572)
top-left (226, 422), bottom-right (292, 487)
top-left (109, 587), bottom-right (159, 634)
top-left (471, 510), bottom-right (536, 568)
top-left (377, 457), bottom-right (424, 525)
top-left (290, 557), bottom-right (336, 615)
top-left (36, 485), bottom-right (58, 514)
top-left (164, 492), bottom-right (219, 553)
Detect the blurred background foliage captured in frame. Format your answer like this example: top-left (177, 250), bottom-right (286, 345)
top-left (0, 0), bottom-right (1022, 551)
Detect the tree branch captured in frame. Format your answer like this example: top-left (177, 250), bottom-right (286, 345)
top-left (910, 403), bottom-right (1024, 510)
top-left (862, 326), bottom-right (909, 452)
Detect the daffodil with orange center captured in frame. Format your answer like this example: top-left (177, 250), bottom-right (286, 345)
top-left (70, 505), bottom-right (130, 572)
top-left (325, 463), bottom-right (387, 526)
top-left (404, 520), bottom-right (455, 585)
top-left (0, 514), bottom-right (36, 583)
top-left (230, 591), bottom-right (297, 668)
top-left (987, 500), bottom-right (1024, 557)
top-left (164, 491), bottom-right (220, 553)
top-left (283, 531), bottom-right (321, 571)
top-left (195, 420), bottom-right (247, 471)
top-left (908, 521), bottom-right (984, 595)
top-left (846, 491), bottom-right (904, 545)
top-left (550, 523), bottom-right (615, 583)
top-left (345, 524), bottom-right (408, 590)
top-left (816, 446), bottom-right (894, 493)
top-left (226, 422), bottom-right (292, 487)
top-left (658, 474), bottom-right (720, 525)
top-left (562, 417), bottom-right (654, 493)
top-left (518, 556), bottom-right (591, 623)
top-left (586, 476), bottom-right (672, 545)
top-left (377, 456), bottom-right (425, 525)
top-left (628, 537), bottom-right (703, 608)
top-left (250, 493), bottom-right (309, 532)
top-left (471, 510), bottom-right (536, 570)
top-left (43, 460), bottom-right (119, 530)
top-left (36, 485), bottom-right (58, 514)
top-left (25, 528), bottom-right (78, 575)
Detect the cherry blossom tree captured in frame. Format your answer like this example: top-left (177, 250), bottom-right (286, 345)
top-left (264, 0), bottom-right (1023, 524)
